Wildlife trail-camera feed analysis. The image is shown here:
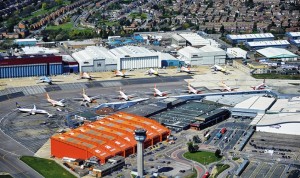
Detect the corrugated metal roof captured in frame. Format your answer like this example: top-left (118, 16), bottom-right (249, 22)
top-left (246, 40), bottom-right (290, 47)
top-left (179, 33), bottom-right (212, 46)
top-left (0, 55), bottom-right (62, 66)
top-left (228, 33), bottom-right (274, 40)
top-left (257, 47), bottom-right (298, 58)
top-left (286, 32), bottom-right (300, 37)
top-left (234, 96), bottom-right (275, 111)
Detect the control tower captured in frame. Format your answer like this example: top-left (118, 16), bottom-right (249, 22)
top-left (134, 128), bottom-right (147, 178)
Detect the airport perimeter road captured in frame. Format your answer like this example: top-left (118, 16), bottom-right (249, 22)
top-left (171, 149), bottom-right (206, 178)
top-left (0, 129), bottom-right (43, 178)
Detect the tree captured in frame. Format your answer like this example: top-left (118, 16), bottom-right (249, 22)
top-left (220, 25), bottom-right (225, 35)
top-left (42, 3), bottom-right (47, 10)
top-left (187, 142), bottom-right (195, 153)
top-left (215, 149), bottom-right (221, 157)
top-left (55, 0), bottom-right (63, 5)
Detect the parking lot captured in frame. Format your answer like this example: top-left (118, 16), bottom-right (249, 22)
top-left (240, 161), bottom-right (288, 178)
top-left (204, 118), bottom-right (252, 151)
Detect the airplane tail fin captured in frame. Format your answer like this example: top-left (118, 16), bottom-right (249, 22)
top-left (16, 102), bottom-right (21, 108)
top-left (46, 92), bottom-right (50, 99)
top-left (154, 84), bottom-right (156, 89)
top-left (33, 105), bottom-right (36, 110)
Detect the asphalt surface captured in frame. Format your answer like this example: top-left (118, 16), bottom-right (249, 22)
top-left (0, 76), bottom-right (189, 178)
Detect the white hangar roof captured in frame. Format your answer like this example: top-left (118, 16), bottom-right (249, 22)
top-left (110, 46), bottom-right (158, 58)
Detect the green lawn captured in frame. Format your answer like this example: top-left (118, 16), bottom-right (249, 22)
top-left (129, 12), bottom-right (147, 20)
top-left (252, 73), bottom-right (300, 80)
top-left (20, 156), bottom-right (76, 178)
top-left (46, 22), bottom-right (74, 30)
top-left (0, 175), bottom-right (13, 178)
top-left (232, 157), bottom-right (239, 161)
top-left (213, 164), bottom-right (230, 178)
top-left (183, 151), bottom-right (222, 165)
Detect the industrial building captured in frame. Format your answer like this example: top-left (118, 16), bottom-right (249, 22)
top-left (0, 55), bottom-right (63, 78)
top-left (62, 40), bottom-right (96, 49)
top-left (253, 97), bottom-right (300, 135)
top-left (107, 35), bottom-right (145, 47)
top-left (171, 34), bottom-right (187, 47)
top-left (61, 55), bottom-right (79, 73)
top-left (14, 38), bottom-right (37, 46)
top-left (226, 33), bottom-right (274, 44)
top-left (72, 46), bottom-right (117, 72)
top-left (177, 45), bottom-right (226, 65)
top-left (256, 47), bottom-right (298, 61)
top-left (245, 40), bottom-right (290, 50)
top-left (51, 112), bottom-right (170, 164)
top-left (92, 156), bottom-right (125, 177)
top-left (286, 32), bottom-right (300, 40)
top-left (160, 52), bottom-right (181, 67)
top-left (21, 46), bottom-right (60, 55)
top-left (110, 46), bottom-right (160, 70)
top-left (179, 33), bottom-right (220, 47)
top-left (290, 39), bottom-right (300, 47)
top-left (226, 47), bottom-right (248, 59)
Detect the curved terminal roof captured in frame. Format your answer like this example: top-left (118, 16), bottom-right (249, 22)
top-left (256, 113), bottom-right (300, 126)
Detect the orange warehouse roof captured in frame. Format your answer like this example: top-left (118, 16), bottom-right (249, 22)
top-left (51, 112), bottom-right (170, 162)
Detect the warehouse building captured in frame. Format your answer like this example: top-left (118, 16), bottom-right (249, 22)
top-left (290, 39), bottom-right (300, 47)
top-left (256, 47), bottom-right (298, 61)
top-left (72, 46), bottom-right (117, 72)
top-left (286, 32), bottom-right (300, 40)
top-left (179, 33), bottom-right (220, 47)
top-left (0, 55), bottom-right (63, 78)
top-left (160, 52), bottom-right (181, 67)
top-left (226, 33), bottom-right (274, 44)
top-left (21, 46), bottom-right (60, 55)
top-left (61, 55), bottom-right (79, 73)
top-left (171, 34), bottom-right (187, 47)
top-left (226, 47), bottom-right (248, 59)
top-left (110, 46), bottom-right (160, 70)
top-left (63, 40), bottom-right (96, 49)
top-left (245, 40), bottom-right (290, 50)
top-left (51, 112), bottom-right (170, 163)
top-left (14, 38), bottom-right (37, 46)
top-left (177, 45), bottom-right (226, 65)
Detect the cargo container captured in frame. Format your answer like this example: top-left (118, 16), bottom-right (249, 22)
top-left (220, 128), bottom-right (227, 134)
top-left (216, 132), bottom-right (222, 139)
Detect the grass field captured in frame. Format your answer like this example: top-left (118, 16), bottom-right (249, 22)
top-left (46, 22), bottom-right (74, 30)
top-left (184, 169), bottom-right (197, 178)
top-left (252, 73), bottom-right (300, 80)
top-left (213, 164), bottom-right (230, 178)
top-left (0, 175), bottom-right (13, 178)
top-left (183, 151), bottom-right (222, 165)
top-left (20, 156), bottom-right (76, 178)
top-left (129, 12), bottom-right (147, 19)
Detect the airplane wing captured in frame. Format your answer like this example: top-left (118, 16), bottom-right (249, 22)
top-left (59, 99), bottom-right (65, 103)
top-left (89, 95), bottom-right (101, 100)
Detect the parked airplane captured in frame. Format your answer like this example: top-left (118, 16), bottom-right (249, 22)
top-left (251, 79), bottom-right (266, 90)
top-left (182, 82), bottom-right (203, 94)
top-left (211, 65), bottom-right (229, 74)
top-left (78, 72), bottom-right (100, 80)
top-left (146, 68), bottom-right (167, 76)
top-left (117, 88), bottom-right (134, 100)
top-left (212, 81), bottom-right (239, 92)
top-left (153, 84), bottom-right (168, 97)
top-left (16, 102), bottom-right (53, 117)
top-left (46, 93), bottom-right (65, 107)
top-left (73, 88), bottom-right (99, 103)
top-left (37, 76), bottom-right (62, 85)
top-left (114, 70), bottom-right (134, 78)
top-left (179, 66), bottom-right (197, 74)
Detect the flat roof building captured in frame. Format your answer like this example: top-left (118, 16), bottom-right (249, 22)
top-left (179, 33), bottom-right (220, 47)
top-left (226, 48), bottom-right (248, 59)
top-left (21, 46), bottom-right (60, 55)
top-left (63, 40), bottom-right (96, 49)
top-left (286, 32), bottom-right (300, 40)
top-left (14, 38), bottom-right (37, 46)
top-left (171, 34), bottom-right (187, 47)
top-left (256, 47), bottom-right (298, 61)
top-left (178, 45), bottom-right (226, 65)
top-left (245, 40), bottom-right (290, 50)
top-left (72, 46), bottom-right (117, 72)
top-left (290, 39), bottom-right (300, 47)
top-left (226, 33), bottom-right (274, 44)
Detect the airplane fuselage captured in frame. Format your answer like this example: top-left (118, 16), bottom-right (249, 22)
top-left (154, 88), bottom-right (167, 97)
top-left (119, 91), bottom-right (129, 100)
top-left (47, 98), bottom-right (65, 107)
top-left (83, 94), bottom-right (92, 103)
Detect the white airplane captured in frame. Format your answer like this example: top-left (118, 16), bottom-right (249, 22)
top-left (78, 72), bottom-right (100, 80)
top-left (211, 65), bottom-right (229, 74)
top-left (16, 102), bottom-right (53, 117)
top-left (182, 82), bottom-right (203, 94)
top-left (46, 93), bottom-right (65, 107)
top-left (117, 88), bottom-right (134, 101)
top-left (146, 68), bottom-right (167, 76)
top-left (114, 70), bottom-right (134, 78)
top-left (212, 81), bottom-right (239, 92)
top-left (153, 84), bottom-right (168, 97)
top-left (179, 66), bottom-right (197, 74)
top-left (251, 79), bottom-right (267, 90)
top-left (73, 88), bottom-right (99, 103)
top-left (37, 76), bottom-right (63, 85)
